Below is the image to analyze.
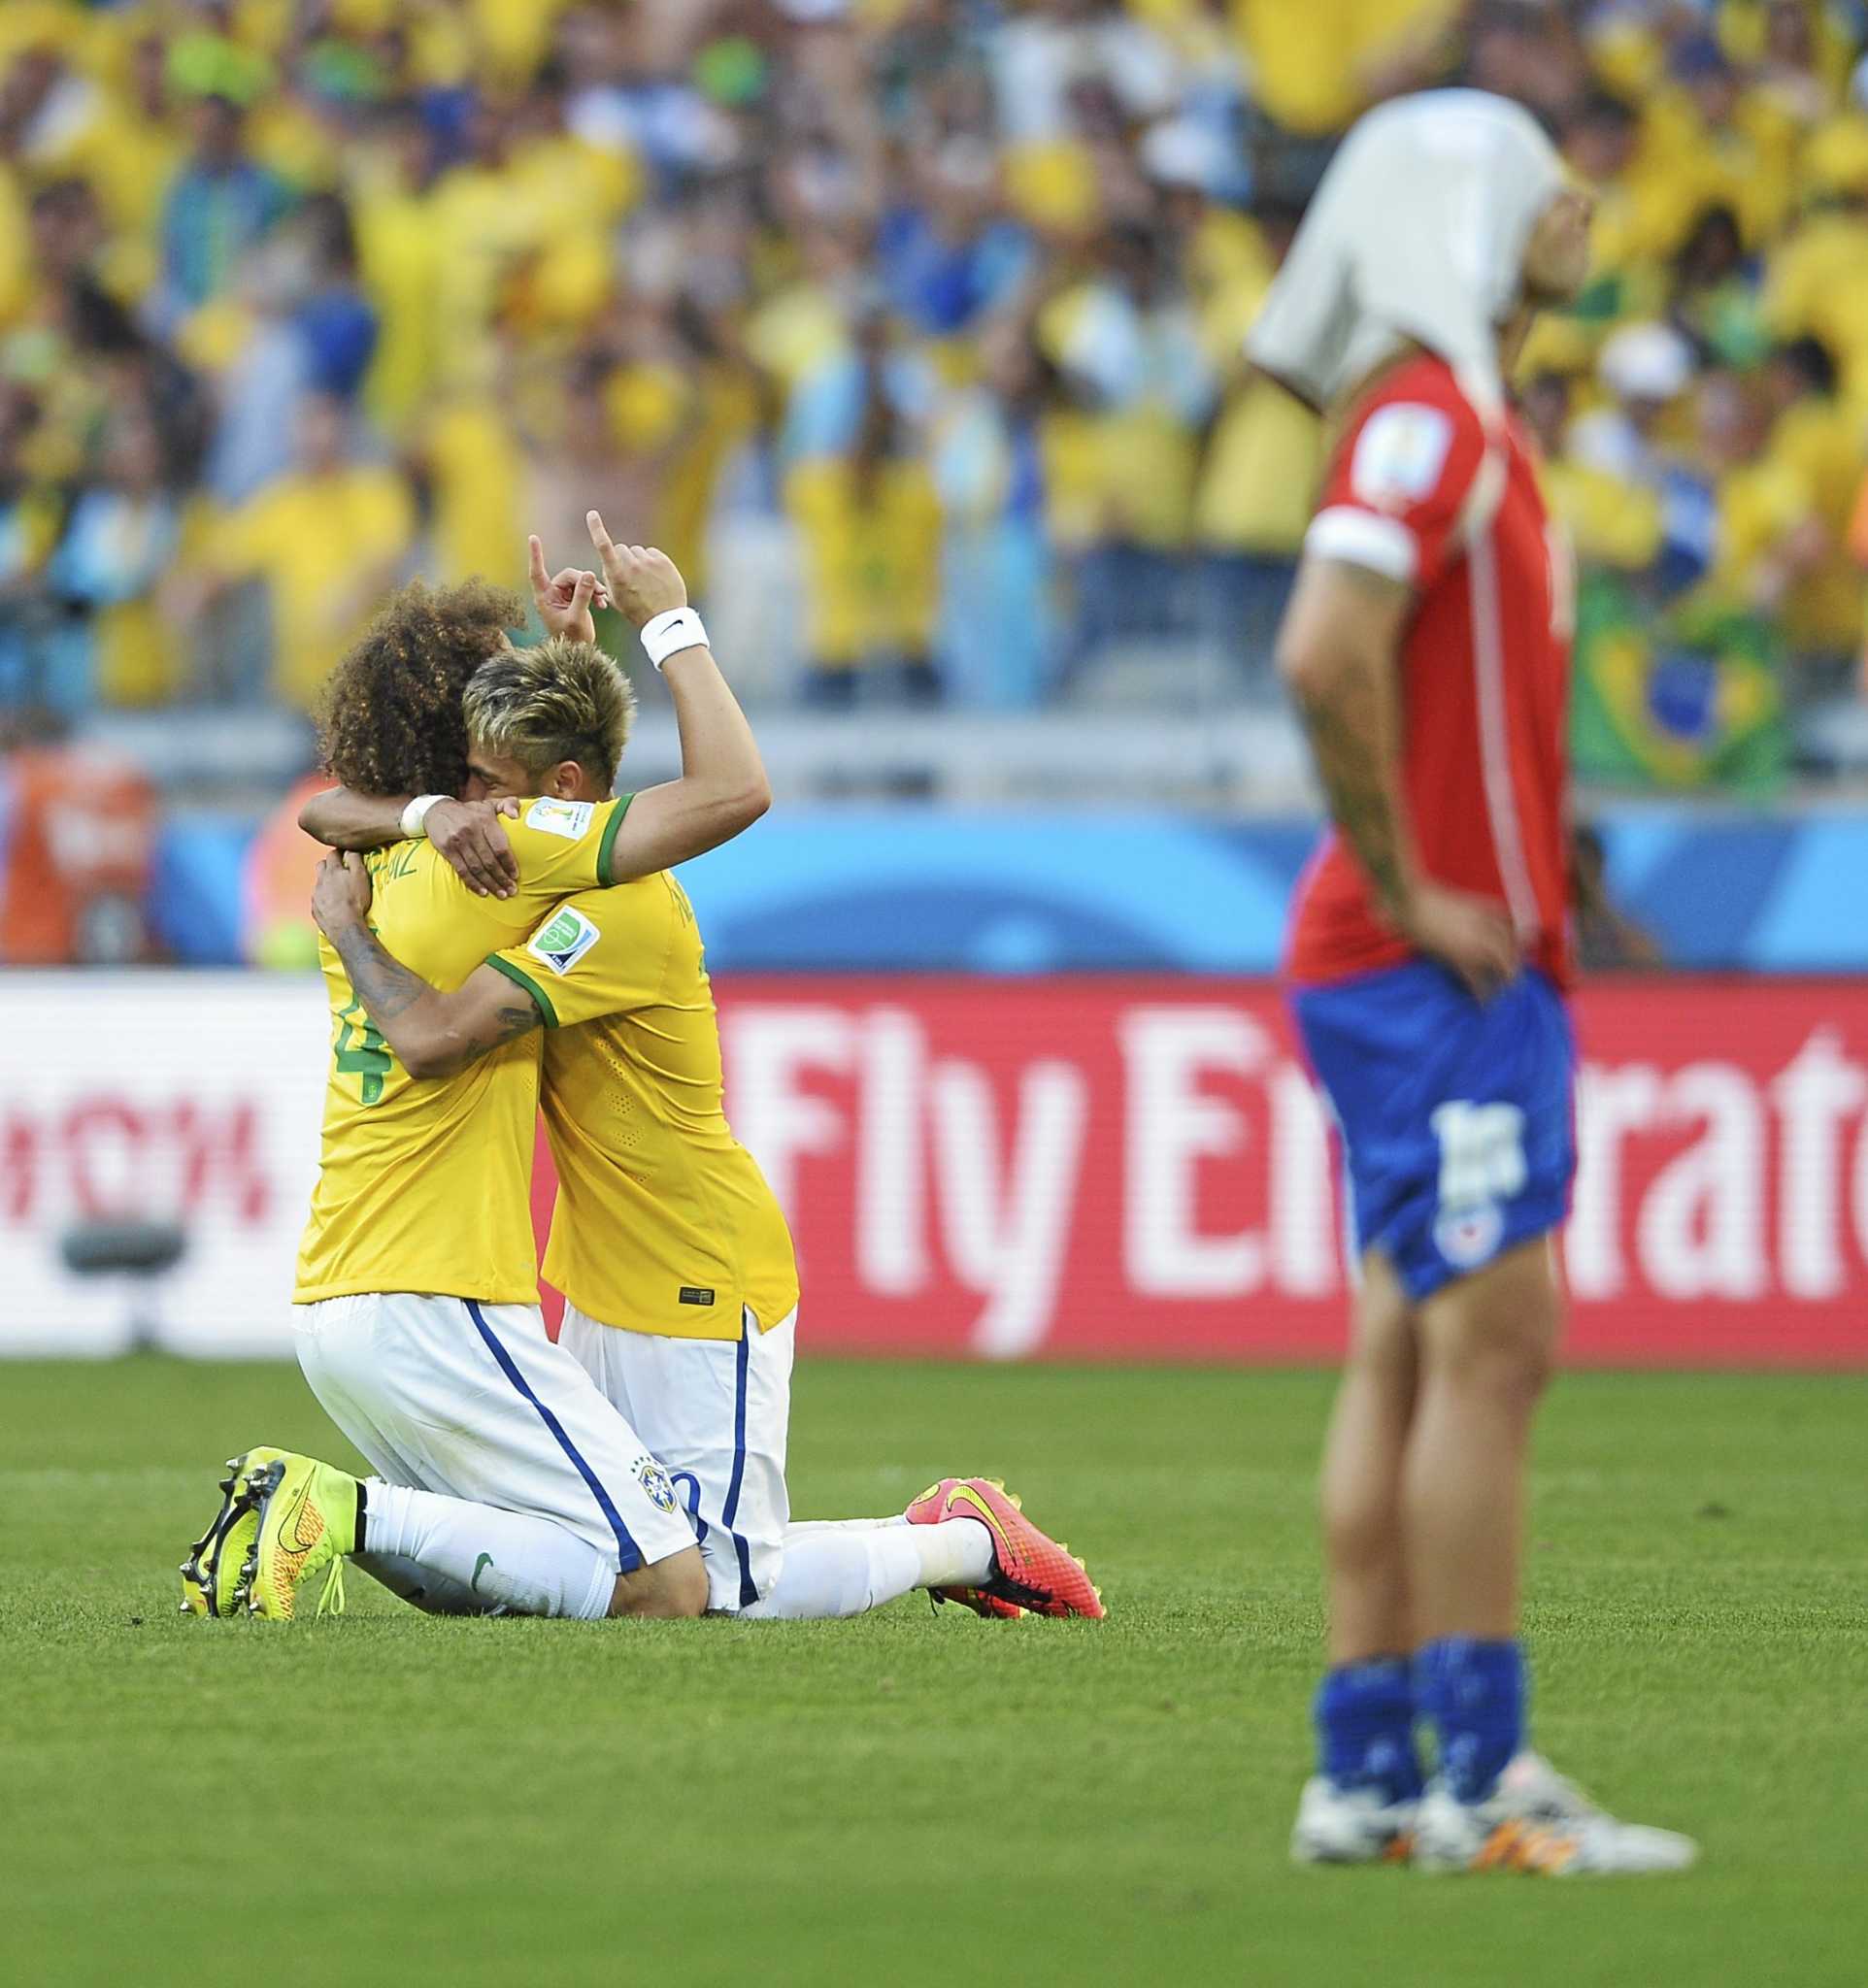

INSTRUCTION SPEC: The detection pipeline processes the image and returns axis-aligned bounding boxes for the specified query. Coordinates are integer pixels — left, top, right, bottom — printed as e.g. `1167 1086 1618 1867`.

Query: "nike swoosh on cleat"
471 1553 493 1592
279 1482 323 1555
944 1482 1013 1566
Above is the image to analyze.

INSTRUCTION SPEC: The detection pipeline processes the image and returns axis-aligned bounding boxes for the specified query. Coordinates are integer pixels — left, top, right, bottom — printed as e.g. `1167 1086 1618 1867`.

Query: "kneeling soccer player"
1251 94 1693 1873
308 515 1102 1623
182 547 771 1624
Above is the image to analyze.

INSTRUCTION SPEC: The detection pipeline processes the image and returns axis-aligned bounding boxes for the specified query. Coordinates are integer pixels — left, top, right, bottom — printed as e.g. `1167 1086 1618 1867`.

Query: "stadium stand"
3 1 1868 962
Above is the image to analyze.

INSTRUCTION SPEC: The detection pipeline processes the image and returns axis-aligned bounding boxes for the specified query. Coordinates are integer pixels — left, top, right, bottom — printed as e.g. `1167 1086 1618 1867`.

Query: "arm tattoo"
334 926 540 1069
330 922 430 1024
1294 668 1412 919
492 1004 541 1046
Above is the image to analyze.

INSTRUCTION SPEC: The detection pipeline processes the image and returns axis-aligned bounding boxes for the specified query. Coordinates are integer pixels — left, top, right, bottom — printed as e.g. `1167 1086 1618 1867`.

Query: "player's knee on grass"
609 1543 709 1619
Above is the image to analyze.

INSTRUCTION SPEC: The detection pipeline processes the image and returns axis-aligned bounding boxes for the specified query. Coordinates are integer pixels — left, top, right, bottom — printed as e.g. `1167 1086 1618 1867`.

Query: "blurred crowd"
0 0 1866 786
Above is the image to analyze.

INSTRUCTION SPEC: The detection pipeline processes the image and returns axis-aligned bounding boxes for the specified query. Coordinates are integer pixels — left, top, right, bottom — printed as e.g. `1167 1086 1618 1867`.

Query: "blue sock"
1414 1638 1525 1803
1314 1656 1423 1803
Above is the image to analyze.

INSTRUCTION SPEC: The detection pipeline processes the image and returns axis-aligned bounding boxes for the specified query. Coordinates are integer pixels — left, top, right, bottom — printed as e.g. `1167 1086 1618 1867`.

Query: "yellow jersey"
486 874 799 1342
294 796 633 1307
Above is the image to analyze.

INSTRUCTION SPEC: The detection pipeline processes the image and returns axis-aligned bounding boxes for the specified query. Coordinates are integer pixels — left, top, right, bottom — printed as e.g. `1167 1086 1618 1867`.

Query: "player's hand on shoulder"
426 798 520 900
1395 880 1519 1001
312 850 373 937
527 533 609 645
585 509 685 630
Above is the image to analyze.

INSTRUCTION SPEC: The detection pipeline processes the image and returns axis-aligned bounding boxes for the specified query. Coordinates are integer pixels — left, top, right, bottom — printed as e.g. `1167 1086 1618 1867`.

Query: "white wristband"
401 793 446 838
640 607 708 671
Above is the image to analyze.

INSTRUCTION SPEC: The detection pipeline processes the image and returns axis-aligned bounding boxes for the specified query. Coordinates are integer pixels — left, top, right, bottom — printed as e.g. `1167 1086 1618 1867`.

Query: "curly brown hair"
316 578 523 797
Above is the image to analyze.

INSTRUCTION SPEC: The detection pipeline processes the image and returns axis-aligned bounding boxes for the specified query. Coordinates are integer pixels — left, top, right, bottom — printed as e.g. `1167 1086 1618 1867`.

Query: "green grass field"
5 1357 1865 1988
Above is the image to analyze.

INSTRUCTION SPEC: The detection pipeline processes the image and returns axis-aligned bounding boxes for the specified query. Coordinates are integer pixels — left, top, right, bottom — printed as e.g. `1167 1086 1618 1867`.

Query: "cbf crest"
632 1455 680 1514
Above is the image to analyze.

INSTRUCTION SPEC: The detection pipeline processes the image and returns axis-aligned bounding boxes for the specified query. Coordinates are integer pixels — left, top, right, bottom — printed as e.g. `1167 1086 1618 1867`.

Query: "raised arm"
311 852 541 1078
585 511 771 878
1277 555 1518 999
295 540 611 893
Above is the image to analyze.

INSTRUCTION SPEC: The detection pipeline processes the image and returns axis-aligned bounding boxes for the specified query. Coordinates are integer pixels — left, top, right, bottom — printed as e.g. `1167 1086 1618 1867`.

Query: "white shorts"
557 1304 795 1613
293 1293 699 1574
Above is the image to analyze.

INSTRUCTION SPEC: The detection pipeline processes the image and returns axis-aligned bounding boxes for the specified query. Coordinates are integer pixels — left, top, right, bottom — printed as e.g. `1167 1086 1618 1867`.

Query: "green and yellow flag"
1571 573 1787 796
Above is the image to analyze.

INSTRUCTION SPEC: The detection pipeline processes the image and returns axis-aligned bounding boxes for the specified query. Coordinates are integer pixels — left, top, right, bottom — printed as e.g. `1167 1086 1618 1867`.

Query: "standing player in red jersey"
1251 92 1696 1876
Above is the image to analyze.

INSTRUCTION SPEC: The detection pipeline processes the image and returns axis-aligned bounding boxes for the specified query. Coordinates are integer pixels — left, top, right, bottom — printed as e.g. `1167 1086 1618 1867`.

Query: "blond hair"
461 636 637 792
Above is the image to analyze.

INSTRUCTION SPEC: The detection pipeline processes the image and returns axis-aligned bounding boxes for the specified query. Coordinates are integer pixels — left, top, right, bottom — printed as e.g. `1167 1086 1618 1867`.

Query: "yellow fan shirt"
211 468 417 710
486 874 799 1343
294 796 631 1307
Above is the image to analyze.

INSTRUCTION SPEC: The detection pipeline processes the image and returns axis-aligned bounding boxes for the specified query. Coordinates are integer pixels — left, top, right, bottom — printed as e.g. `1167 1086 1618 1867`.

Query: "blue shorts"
1289 959 1577 1302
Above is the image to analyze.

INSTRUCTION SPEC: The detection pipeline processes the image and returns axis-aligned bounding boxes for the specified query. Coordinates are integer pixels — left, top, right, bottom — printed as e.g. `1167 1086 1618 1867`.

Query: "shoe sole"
178 1453 266 1618
232 1458 292 1619
929 1585 1025 1620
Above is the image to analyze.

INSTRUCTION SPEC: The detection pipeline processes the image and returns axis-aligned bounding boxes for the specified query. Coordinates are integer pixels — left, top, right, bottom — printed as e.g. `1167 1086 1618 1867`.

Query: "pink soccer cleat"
905 1475 1105 1620
904 1476 1021 1617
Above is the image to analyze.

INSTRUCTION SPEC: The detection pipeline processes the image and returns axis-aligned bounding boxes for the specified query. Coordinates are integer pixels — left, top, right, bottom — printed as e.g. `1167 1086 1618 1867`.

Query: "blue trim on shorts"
668 1471 710 1546
464 1300 643 1574
718 1314 759 1608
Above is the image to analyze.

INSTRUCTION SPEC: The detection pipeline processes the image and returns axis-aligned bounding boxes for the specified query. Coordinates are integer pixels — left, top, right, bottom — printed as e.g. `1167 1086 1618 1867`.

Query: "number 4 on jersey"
335 999 391 1106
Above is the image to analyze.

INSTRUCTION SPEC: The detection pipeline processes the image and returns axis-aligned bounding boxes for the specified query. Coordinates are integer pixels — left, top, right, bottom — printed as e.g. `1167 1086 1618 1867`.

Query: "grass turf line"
3 1358 1865 1988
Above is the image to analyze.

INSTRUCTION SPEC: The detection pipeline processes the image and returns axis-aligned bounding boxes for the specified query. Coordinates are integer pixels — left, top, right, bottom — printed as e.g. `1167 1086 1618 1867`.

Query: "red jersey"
1284 353 1575 989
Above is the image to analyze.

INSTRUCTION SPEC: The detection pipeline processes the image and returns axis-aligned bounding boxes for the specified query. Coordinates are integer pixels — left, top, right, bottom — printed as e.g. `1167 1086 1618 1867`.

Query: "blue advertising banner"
151 806 1868 974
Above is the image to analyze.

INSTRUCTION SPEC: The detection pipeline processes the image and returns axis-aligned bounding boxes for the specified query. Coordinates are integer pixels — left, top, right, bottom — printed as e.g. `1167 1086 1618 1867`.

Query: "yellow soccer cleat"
234 1452 361 1621
179 1448 287 1619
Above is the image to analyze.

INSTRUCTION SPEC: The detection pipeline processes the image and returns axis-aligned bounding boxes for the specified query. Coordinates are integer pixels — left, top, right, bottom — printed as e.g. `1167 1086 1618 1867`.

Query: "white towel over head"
1248 90 1567 419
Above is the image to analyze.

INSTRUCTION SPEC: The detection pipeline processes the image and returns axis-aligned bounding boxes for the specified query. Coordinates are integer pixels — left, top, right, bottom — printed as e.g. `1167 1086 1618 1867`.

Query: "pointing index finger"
527 534 550 594
585 509 615 557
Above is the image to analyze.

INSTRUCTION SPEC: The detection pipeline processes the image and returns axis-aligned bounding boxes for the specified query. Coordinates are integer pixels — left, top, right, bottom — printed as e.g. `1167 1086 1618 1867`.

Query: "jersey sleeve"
497 795 636 910
1306 387 1492 591
483 884 673 1030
